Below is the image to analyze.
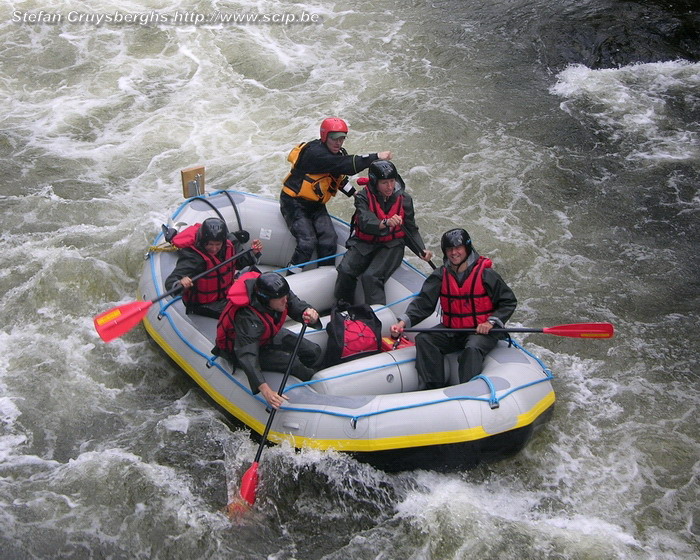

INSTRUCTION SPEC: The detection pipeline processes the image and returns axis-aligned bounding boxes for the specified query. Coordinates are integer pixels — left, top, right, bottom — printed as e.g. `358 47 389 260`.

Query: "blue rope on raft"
280 352 554 424
471 373 500 408
285 358 416 391
272 253 346 274
511 338 554 379
373 294 421 311
157 295 181 317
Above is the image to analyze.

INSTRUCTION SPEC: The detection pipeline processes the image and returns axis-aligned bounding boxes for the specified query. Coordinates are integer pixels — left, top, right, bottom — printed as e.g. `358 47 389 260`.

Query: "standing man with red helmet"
390 229 517 389
280 117 392 274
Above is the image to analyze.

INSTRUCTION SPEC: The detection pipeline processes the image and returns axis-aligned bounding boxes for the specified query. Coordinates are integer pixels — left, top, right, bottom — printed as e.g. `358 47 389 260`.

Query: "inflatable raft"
138 188 554 472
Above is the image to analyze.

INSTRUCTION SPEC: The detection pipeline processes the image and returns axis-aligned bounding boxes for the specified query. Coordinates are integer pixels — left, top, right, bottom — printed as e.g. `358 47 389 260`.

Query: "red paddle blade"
93 300 153 342
239 462 260 506
543 322 614 339
225 498 251 518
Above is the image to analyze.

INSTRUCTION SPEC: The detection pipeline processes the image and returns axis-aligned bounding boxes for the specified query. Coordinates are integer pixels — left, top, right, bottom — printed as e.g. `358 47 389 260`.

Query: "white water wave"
551 60 700 162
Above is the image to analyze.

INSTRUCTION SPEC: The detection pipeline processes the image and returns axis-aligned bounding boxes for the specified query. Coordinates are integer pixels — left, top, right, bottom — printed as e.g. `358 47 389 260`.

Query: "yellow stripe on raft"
144 316 555 453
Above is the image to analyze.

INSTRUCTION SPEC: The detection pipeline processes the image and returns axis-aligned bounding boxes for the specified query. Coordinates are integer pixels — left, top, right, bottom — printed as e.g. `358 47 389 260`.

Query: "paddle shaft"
406 327 540 334
253 322 308 463
401 226 437 270
153 247 253 305
404 322 614 339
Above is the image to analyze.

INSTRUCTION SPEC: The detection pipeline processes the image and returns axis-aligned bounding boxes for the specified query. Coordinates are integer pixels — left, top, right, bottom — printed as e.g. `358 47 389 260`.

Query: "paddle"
228 322 309 513
403 322 614 339
93 248 253 342
401 225 437 270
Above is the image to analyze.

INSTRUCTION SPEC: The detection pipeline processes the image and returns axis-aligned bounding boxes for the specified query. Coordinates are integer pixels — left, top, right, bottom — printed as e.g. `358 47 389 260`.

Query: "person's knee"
309 344 323 367
293 235 316 260
316 226 337 253
460 346 486 368
294 346 321 380
465 335 496 355
335 270 356 291
300 342 323 367
292 361 316 382
317 238 338 260
296 235 316 250
415 332 434 347
463 343 486 357
361 277 386 305
360 271 383 290
336 258 353 276
317 223 336 242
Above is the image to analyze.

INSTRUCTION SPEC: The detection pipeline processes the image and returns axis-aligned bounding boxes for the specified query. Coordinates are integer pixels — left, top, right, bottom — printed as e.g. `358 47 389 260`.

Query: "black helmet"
254 272 290 304
368 160 398 189
441 228 471 256
197 218 228 246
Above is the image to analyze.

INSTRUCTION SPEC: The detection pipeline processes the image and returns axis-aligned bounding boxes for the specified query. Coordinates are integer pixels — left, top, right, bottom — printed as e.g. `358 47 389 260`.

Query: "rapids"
1 1 698 558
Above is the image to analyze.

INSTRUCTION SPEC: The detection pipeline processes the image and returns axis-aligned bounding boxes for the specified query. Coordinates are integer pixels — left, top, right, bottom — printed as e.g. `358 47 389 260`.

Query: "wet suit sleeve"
398 267 444 327
482 268 517 326
297 141 379 178
164 249 205 292
228 237 260 269
232 307 269 393
287 291 323 329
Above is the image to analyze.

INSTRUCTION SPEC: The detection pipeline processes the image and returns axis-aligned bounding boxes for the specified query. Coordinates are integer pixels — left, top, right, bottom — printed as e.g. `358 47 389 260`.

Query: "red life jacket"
216 271 288 354
171 224 236 306
353 189 406 243
171 224 200 249
440 257 495 328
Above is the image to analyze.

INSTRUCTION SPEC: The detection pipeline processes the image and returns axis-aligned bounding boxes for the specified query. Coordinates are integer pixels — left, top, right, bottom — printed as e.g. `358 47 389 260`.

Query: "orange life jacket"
440 257 495 328
282 142 348 204
216 271 288 354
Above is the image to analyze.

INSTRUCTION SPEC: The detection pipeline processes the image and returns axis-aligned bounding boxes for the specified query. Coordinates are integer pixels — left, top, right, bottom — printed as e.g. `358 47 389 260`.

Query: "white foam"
551 61 700 162
394 471 641 556
160 412 190 434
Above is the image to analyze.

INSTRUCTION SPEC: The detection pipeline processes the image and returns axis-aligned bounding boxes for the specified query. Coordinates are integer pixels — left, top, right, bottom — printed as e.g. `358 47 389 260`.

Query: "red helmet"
319 117 348 142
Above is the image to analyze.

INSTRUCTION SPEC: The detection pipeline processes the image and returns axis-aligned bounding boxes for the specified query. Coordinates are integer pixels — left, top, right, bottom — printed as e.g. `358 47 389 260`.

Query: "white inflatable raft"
139 189 554 471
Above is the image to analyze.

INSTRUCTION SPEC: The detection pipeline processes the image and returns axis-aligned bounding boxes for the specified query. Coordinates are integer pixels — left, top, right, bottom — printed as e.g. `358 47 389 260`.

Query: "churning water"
1 1 698 558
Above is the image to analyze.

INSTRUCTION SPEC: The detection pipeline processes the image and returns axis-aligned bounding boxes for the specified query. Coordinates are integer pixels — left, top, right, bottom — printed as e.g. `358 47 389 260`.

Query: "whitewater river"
1 1 698 558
